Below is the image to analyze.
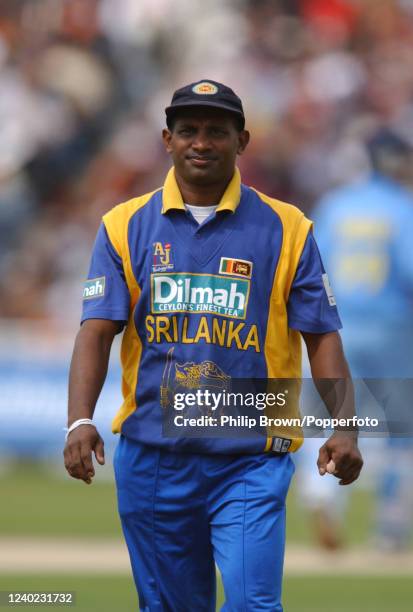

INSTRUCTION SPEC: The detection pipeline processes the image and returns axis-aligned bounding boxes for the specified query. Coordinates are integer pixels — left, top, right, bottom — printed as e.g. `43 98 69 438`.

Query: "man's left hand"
317 433 363 485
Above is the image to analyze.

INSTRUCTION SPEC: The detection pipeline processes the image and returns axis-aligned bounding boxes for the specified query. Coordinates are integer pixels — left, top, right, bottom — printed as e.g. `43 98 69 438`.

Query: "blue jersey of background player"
313 129 413 378
312 128 413 550
64 80 363 611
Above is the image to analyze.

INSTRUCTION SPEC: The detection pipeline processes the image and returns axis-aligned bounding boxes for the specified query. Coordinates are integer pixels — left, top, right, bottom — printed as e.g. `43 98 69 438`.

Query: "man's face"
162 108 249 186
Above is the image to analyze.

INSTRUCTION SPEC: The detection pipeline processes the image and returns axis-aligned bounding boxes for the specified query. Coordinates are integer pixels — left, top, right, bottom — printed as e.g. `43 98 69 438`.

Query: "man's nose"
192 131 211 151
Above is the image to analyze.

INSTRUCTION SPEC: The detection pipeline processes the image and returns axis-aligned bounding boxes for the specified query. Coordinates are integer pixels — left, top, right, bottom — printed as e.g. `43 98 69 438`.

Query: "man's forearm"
302 331 356 431
68 320 118 426
302 331 363 483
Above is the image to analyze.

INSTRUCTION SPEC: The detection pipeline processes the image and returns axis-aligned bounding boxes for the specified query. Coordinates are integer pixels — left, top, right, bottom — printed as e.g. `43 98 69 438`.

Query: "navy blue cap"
366 127 413 172
367 128 412 158
165 79 245 129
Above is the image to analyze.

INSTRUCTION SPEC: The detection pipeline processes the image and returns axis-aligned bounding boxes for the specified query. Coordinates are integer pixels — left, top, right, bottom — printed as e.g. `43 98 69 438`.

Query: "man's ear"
237 130 250 155
162 128 173 154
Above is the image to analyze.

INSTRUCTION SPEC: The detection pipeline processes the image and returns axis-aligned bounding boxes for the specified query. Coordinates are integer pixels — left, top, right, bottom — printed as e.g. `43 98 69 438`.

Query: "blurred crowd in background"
1 0 413 553
0 0 413 550
2 0 413 321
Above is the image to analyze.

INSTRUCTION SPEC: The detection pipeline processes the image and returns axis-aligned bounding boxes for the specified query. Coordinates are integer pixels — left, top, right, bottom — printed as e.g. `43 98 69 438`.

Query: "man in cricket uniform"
64 80 363 611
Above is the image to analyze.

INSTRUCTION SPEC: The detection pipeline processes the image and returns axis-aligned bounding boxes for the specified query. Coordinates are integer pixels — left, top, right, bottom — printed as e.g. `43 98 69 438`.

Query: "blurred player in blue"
64 79 363 610
312 128 413 550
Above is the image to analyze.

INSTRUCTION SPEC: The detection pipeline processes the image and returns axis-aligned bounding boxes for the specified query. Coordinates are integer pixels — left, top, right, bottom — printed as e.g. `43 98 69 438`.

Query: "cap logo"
192 82 218 95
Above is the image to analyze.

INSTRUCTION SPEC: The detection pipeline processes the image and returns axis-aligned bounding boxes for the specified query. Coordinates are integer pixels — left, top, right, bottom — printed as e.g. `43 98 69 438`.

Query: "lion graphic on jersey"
160 347 231 416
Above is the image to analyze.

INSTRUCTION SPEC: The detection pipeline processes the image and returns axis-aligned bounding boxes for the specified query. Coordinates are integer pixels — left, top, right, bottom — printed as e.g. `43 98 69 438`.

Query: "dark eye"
178 127 194 136
211 127 227 136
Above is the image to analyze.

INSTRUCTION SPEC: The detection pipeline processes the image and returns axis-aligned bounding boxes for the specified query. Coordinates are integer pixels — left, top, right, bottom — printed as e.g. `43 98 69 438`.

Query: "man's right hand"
63 425 105 485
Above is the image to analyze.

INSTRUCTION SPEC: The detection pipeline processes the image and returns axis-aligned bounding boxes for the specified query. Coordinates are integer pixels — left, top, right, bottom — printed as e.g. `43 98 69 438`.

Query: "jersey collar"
161 167 241 214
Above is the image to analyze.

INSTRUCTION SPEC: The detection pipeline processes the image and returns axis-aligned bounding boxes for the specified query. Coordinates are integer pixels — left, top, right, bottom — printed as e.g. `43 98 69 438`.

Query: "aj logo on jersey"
152 242 174 272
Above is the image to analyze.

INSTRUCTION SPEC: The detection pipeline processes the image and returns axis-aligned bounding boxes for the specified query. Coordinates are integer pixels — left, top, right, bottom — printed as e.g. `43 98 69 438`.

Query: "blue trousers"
114 436 294 611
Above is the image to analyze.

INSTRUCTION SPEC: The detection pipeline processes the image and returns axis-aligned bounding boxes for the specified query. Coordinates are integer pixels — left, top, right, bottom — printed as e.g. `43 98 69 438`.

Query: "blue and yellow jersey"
313 175 413 377
82 168 341 454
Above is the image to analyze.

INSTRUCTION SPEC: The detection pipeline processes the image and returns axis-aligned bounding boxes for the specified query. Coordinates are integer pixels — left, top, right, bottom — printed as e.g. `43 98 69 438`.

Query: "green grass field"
0 460 373 545
0 461 411 611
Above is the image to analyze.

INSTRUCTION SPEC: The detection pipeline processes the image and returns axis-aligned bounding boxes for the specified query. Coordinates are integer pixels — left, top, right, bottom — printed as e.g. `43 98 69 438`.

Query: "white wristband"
65 418 96 441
